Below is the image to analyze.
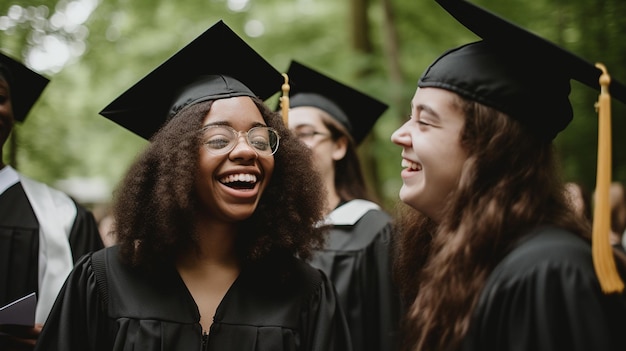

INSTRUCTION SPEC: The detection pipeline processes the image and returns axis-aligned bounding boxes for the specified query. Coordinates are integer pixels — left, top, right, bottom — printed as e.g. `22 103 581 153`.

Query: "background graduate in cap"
390 0 626 350
35 20 352 351
0 52 103 350
283 60 401 351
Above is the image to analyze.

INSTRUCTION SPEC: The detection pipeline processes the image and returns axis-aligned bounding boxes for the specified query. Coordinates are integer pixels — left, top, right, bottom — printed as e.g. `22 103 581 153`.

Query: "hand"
0 323 42 351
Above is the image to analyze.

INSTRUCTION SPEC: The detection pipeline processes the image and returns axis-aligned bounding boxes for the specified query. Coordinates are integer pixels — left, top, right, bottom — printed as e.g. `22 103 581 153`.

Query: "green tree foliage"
1 0 625 209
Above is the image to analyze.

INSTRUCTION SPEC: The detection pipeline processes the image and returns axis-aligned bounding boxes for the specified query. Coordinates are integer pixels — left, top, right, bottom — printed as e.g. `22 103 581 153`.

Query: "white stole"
325 199 381 226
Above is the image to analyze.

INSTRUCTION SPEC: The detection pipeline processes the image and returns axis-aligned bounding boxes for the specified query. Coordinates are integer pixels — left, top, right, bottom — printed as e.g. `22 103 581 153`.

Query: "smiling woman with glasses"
34 21 352 351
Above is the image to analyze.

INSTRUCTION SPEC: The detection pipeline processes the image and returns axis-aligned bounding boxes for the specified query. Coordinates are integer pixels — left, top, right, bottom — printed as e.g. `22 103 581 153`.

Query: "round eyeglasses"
201 125 280 156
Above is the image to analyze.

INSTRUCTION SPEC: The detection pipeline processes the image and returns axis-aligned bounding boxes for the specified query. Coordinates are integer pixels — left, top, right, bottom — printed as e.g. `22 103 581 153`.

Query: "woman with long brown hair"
391 1 626 350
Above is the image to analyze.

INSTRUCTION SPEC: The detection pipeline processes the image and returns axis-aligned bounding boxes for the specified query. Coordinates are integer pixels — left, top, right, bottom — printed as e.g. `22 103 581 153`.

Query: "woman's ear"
331 136 348 161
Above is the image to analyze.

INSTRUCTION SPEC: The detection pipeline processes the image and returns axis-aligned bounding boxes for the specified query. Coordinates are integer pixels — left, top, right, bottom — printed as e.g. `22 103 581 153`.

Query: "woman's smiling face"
391 87 467 222
195 96 274 223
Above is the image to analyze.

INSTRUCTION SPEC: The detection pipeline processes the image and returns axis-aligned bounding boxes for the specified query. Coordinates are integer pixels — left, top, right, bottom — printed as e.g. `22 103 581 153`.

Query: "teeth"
401 159 422 171
220 173 257 183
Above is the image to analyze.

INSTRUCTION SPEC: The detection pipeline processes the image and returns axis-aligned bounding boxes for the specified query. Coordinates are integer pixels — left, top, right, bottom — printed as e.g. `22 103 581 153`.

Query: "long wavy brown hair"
111 97 327 273
392 97 596 351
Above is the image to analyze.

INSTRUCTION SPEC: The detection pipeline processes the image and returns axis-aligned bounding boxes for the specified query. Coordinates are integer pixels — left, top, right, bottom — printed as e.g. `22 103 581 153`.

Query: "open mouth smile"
401 159 422 171
219 173 258 190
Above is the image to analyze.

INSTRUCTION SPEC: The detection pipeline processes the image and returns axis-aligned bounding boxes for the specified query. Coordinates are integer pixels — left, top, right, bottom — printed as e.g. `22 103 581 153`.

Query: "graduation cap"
100 20 284 140
420 0 626 141
0 51 50 122
430 0 625 293
284 60 388 145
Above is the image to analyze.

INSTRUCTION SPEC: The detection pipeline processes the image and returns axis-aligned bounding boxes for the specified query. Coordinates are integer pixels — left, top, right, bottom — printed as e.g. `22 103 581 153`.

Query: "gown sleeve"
462 231 626 351
67 202 104 263
301 269 353 351
35 252 109 351
369 220 402 351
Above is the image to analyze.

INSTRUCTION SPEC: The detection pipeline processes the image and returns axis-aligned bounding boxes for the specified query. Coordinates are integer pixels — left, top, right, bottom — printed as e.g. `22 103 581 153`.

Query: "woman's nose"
391 122 411 146
229 134 258 160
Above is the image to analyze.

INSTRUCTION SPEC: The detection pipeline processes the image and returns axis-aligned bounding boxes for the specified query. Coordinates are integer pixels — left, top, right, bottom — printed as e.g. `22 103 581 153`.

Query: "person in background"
609 182 626 254
285 60 401 351
0 52 103 350
564 181 593 223
34 21 351 351
390 0 626 350
92 203 116 247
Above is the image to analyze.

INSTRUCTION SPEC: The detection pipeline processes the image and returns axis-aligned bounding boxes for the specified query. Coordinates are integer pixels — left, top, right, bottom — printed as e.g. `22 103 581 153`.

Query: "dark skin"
0 75 40 350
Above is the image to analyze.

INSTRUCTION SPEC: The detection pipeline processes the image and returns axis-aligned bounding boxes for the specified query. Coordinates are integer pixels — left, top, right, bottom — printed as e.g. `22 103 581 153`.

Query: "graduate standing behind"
0 52 103 350
284 61 401 351
391 0 626 350
34 20 352 351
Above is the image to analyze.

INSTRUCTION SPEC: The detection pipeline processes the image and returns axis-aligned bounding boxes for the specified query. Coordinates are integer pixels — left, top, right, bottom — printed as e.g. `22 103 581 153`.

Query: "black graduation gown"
35 245 353 351
310 208 401 351
0 182 103 307
462 227 626 351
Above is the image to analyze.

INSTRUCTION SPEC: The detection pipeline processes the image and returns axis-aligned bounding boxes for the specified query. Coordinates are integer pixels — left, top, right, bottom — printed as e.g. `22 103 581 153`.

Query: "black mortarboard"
419 0 626 141
0 51 50 122
99 20 284 140
285 60 388 145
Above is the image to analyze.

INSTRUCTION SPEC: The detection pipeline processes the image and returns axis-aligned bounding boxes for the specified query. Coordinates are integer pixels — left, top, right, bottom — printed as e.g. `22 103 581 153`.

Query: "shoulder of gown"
463 227 626 351
37 248 354 351
35 249 109 351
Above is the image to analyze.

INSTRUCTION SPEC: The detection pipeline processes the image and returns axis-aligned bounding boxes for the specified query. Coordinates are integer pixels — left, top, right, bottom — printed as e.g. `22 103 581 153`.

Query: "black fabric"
0 182 104 307
66 204 103 263
462 227 626 351
284 60 388 145
434 0 626 103
0 51 49 122
35 246 353 351
422 0 626 141
0 183 39 306
99 20 284 140
419 41 571 141
309 209 401 351
168 75 255 118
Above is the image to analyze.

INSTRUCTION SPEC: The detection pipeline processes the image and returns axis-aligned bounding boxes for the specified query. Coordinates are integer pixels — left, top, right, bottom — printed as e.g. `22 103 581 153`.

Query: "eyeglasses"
201 125 280 156
293 130 331 143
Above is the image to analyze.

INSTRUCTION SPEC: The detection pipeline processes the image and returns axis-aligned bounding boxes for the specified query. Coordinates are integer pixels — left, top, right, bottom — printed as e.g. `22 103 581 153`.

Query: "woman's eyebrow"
415 103 441 121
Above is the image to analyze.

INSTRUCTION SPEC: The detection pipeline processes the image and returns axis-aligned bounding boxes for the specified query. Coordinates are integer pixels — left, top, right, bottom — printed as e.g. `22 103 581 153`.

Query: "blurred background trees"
1 0 625 211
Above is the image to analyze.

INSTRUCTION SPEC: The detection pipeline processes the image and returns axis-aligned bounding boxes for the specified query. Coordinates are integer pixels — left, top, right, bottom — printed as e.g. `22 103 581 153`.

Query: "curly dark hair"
392 96 597 351
111 97 328 273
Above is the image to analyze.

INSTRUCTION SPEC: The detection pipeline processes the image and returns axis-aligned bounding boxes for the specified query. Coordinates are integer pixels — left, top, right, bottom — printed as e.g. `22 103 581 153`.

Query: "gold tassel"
592 63 624 294
280 73 290 125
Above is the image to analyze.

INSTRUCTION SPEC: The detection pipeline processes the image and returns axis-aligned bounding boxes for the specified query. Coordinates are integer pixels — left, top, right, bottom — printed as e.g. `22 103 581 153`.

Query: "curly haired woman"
34 21 351 351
